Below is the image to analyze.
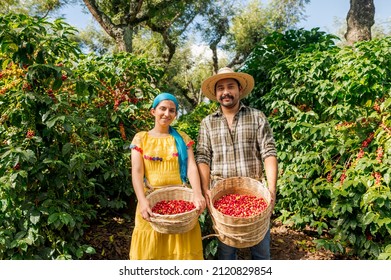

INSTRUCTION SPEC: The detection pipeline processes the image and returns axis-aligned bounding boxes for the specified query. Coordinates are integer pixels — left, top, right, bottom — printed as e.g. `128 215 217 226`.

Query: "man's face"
215 78 242 108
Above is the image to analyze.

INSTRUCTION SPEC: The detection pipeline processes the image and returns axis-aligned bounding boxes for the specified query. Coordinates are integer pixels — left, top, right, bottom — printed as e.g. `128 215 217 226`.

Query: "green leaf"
377 218 391 227
52 78 63 91
336 242 344 253
348 233 356 245
2 58 12 69
48 213 59 224
21 150 36 163
46 115 65 128
0 199 7 211
30 210 40 225
25 230 35 245
75 81 87 93
362 212 376 225
62 143 73 156
14 231 27 240
76 248 83 259
85 246 96 254
384 173 390 185
380 97 391 111
59 212 75 227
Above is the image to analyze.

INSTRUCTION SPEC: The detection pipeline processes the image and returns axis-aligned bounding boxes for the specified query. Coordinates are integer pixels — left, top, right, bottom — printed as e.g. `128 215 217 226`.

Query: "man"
196 67 278 260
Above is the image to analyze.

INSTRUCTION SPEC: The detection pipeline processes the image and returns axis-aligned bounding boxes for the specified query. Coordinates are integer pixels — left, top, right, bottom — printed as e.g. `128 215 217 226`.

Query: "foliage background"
0 13 159 259
1 12 390 260
247 33 391 260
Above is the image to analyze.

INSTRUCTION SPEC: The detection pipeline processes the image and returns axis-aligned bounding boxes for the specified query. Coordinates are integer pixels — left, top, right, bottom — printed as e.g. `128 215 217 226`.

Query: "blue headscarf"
152 93 188 184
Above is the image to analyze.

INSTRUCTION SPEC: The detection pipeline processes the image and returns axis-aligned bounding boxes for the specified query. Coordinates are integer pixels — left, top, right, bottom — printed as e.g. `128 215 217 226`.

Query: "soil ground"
83 211 356 260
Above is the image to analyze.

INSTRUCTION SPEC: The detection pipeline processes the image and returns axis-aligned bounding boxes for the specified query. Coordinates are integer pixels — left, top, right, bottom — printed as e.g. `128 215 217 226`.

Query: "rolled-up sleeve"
196 119 212 165
258 118 277 161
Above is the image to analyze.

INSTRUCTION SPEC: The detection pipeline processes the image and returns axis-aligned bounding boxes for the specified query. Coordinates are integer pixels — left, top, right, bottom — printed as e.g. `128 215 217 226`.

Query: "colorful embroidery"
144 155 163 161
129 144 143 154
172 152 179 157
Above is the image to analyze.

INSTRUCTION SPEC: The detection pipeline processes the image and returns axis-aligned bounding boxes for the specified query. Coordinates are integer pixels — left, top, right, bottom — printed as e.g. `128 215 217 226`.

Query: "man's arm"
197 162 212 208
264 156 278 210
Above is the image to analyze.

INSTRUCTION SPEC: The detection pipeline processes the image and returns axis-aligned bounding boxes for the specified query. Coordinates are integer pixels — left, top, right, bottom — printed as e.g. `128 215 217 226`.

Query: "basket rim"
146 185 199 218
151 207 198 218
209 176 271 220
146 185 193 195
207 176 271 247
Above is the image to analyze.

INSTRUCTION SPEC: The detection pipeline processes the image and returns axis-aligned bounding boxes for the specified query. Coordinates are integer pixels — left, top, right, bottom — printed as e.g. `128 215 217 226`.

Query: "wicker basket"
209 177 271 248
146 186 199 234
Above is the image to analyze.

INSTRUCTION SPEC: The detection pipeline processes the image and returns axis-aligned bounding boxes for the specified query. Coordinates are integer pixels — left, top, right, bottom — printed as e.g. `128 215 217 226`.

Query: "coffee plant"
2 12 390 261
0 13 160 259
246 30 391 259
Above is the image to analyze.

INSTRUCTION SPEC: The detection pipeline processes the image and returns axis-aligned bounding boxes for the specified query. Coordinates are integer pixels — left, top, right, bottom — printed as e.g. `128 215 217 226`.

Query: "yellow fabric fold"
129 131 204 260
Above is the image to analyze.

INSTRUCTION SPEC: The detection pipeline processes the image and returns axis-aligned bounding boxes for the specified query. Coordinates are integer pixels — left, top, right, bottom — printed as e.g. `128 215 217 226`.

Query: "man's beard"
220 94 237 108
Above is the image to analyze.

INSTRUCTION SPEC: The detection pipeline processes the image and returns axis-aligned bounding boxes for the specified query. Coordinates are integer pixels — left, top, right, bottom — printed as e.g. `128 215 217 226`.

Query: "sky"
60 0 391 35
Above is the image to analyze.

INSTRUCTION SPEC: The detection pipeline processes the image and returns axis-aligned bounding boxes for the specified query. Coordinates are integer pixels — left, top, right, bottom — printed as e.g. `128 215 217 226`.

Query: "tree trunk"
211 45 219 74
345 0 375 45
123 26 133 53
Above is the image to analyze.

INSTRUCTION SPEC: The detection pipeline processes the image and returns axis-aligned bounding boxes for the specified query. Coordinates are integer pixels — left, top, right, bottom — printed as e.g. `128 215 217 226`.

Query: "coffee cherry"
152 200 195 215
214 194 268 217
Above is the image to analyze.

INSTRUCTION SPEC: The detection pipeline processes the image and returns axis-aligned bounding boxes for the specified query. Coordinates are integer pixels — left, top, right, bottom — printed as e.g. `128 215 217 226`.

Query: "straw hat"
201 67 255 102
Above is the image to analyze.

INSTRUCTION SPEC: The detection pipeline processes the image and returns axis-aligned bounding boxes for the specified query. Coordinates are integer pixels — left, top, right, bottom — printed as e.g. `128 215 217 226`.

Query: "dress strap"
144 179 188 194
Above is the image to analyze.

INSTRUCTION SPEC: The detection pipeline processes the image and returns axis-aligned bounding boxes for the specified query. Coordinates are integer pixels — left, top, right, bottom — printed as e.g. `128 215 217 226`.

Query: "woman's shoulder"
177 130 189 138
131 131 148 142
177 130 193 144
134 131 148 137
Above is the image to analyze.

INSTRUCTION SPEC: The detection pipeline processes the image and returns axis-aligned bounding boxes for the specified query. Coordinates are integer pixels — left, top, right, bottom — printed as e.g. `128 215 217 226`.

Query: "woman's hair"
152 93 188 183
152 92 179 111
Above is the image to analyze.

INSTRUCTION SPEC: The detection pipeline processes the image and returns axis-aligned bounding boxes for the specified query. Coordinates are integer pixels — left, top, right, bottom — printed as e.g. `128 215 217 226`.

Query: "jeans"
217 228 271 260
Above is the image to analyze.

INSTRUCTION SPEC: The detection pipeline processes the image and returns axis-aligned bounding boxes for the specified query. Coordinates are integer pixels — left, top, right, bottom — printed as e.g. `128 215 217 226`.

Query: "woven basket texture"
146 186 199 234
209 177 271 248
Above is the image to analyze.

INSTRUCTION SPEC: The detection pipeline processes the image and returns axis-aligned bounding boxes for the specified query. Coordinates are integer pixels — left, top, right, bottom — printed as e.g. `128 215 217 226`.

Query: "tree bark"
83 0 178 53
122 26 133 53
345 0 375 45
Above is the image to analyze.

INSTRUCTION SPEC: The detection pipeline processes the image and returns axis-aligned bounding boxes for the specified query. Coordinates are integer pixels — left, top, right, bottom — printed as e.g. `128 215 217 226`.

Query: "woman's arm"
187 146 206 213
131 149 154 221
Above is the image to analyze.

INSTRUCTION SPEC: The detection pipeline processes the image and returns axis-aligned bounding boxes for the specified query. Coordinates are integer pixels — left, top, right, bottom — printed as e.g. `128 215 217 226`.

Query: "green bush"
2 12 390 261
176 102 218 149
246 30 391 259
0 13 161 259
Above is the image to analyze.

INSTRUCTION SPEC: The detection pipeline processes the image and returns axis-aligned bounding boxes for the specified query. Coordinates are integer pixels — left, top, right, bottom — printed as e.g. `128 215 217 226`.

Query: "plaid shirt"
196 103 277 181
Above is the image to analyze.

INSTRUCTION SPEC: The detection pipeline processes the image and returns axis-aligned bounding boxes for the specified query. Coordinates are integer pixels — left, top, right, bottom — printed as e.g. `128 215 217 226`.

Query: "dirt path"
83 213 354 260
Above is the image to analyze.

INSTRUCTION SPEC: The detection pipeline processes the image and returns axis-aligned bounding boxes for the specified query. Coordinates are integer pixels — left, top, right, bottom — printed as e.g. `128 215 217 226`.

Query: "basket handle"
210 175 223 189
210 176 266 189
202 204 220 241
202 233 219 240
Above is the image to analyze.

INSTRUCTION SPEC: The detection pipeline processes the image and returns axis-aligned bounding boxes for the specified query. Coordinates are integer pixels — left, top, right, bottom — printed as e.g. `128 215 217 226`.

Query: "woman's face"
151 100 177 127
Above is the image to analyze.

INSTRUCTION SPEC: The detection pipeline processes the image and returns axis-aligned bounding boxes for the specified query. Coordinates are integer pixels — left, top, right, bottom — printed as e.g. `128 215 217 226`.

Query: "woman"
129 92 206 260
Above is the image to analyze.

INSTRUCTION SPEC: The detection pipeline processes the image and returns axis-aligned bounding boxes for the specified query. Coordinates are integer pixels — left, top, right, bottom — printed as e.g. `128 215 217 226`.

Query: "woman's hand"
138 198 154 221
193 192 206 214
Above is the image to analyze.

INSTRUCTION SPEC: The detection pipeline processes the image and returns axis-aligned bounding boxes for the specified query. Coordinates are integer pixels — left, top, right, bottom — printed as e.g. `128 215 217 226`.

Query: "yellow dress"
129 131 204 260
